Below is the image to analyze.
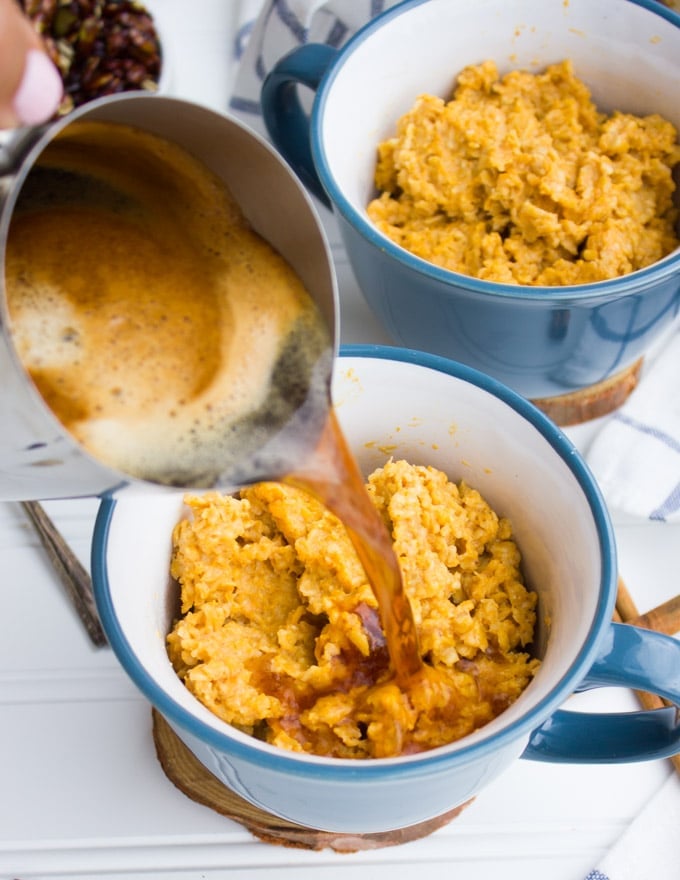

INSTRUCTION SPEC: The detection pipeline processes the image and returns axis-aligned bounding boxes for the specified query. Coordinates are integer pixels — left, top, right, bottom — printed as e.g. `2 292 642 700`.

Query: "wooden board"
152 709 473 852
531 358 643 425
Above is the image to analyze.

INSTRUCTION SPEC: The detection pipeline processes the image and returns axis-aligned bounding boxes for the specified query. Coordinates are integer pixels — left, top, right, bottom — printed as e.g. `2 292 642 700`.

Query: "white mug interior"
98 353 614 764
317 0 680 237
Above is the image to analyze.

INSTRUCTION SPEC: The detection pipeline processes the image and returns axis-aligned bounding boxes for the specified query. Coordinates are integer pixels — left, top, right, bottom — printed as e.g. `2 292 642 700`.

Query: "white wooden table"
2 3 677 877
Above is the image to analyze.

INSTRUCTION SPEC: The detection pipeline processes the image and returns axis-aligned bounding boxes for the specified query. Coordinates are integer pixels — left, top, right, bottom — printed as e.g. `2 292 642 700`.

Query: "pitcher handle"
523 622 680 762
261 43 337 206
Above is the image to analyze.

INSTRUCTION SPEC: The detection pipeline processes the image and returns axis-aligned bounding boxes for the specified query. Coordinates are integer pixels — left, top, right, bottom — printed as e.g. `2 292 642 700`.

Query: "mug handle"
523 621 680 762
261 43 337 206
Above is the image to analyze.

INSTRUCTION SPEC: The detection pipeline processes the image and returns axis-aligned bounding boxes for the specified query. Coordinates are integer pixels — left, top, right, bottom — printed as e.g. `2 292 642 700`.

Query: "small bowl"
262 0 680 399
91 346 680 834
24 0 169 114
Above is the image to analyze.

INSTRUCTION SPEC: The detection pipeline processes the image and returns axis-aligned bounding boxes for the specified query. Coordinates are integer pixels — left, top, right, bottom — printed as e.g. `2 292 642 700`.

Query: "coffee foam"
5 122 331 487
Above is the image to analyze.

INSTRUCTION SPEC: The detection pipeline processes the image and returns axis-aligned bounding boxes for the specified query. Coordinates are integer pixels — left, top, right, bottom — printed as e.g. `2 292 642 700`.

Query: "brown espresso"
285 409 423 684
6 120 423 682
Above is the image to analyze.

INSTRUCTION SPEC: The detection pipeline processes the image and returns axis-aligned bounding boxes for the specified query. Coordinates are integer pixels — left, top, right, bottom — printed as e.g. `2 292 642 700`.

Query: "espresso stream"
285 409 423 684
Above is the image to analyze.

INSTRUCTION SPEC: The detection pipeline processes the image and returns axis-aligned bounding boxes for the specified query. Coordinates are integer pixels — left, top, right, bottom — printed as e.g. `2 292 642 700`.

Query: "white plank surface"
2 4 678 878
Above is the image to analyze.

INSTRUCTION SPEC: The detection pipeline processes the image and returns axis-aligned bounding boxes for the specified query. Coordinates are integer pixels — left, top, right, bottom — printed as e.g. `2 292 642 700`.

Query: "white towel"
585 327 680 523
584 772 680 880
229 0 402 134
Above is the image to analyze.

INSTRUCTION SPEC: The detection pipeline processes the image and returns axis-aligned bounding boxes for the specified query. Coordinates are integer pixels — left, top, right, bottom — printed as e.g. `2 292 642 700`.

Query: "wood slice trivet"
151 708 473 852
530 357 643 426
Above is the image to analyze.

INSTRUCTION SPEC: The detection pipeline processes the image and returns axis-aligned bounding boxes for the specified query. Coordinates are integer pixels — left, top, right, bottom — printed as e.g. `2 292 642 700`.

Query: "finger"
0 0 63 128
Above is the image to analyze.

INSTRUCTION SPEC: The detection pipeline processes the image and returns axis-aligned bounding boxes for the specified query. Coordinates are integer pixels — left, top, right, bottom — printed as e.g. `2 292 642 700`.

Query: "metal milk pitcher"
0 94 338 501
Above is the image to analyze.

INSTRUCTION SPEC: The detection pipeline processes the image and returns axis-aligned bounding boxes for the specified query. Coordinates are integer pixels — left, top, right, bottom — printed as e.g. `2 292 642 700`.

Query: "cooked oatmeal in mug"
367 60 680 285
167 460 540 759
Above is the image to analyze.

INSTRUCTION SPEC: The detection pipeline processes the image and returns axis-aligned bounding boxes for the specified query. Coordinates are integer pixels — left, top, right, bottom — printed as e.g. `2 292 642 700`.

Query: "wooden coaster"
151 709 473 852
530 357 643 426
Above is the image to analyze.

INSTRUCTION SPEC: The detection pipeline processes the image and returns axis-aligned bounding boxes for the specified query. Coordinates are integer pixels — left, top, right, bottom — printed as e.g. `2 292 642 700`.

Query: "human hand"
0 0 63 128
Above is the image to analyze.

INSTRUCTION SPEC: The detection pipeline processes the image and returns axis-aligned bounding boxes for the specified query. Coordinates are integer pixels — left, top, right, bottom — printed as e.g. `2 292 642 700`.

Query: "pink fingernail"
12 49 63 126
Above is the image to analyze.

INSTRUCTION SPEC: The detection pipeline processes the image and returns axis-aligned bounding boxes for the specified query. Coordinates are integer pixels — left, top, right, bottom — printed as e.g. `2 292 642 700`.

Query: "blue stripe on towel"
650 480 680 521
613 412 680 456
274 0 309 42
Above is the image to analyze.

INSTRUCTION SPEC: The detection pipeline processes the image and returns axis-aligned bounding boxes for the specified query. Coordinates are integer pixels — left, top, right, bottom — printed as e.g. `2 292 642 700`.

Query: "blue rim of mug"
309 0 680 301
91 344 617 781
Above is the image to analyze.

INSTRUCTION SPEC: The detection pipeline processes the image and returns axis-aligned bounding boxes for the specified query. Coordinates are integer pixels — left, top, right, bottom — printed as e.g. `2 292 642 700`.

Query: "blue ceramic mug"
92 347 680 833
261 0 680 399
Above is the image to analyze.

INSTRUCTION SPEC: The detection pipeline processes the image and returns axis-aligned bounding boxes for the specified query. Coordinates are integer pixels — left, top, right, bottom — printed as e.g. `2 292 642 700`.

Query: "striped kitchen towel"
585 326 680 523
584 771 680 880
229 0 401 134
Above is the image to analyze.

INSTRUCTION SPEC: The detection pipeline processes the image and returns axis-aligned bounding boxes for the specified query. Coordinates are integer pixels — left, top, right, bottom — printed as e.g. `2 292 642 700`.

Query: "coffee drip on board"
5 120 424 685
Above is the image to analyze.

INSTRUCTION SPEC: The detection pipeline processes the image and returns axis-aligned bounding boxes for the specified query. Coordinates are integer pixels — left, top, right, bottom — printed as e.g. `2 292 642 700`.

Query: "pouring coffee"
0 94 423 684
0 94 338 500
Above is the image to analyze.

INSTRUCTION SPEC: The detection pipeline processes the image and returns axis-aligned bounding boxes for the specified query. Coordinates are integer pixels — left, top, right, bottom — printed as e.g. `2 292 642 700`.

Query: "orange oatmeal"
166 460 540 759
367 60 680 285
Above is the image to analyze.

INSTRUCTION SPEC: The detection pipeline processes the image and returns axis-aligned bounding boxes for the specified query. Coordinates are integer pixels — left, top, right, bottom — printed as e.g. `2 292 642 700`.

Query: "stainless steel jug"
0 94 337 500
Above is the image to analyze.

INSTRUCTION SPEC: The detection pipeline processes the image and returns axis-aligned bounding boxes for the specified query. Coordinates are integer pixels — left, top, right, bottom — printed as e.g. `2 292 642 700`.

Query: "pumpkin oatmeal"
167 459 540 759
366 60 680 285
